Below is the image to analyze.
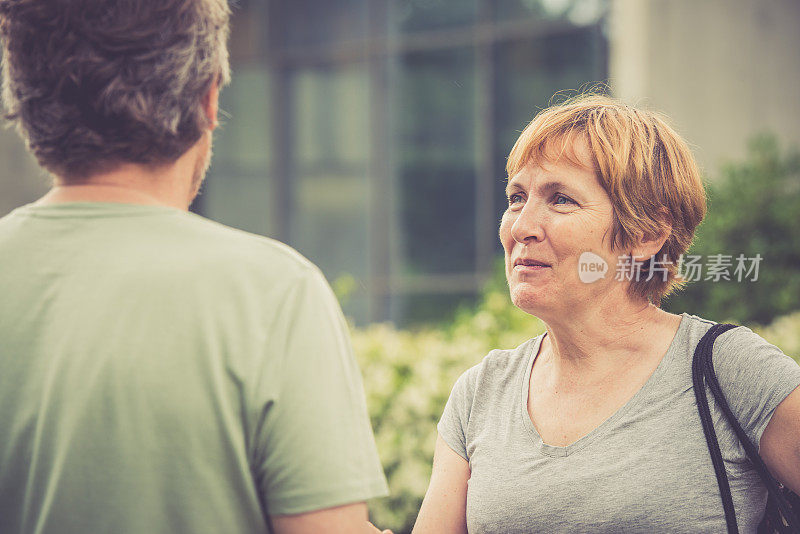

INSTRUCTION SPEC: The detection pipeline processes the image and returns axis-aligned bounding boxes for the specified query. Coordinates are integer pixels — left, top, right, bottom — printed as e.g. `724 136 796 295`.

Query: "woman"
412 95 800 533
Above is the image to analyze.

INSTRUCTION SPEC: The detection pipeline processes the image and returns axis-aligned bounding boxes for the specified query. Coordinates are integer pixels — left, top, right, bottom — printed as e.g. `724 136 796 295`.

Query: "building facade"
610 0 800 174
11 1 797 324
202 0 607 324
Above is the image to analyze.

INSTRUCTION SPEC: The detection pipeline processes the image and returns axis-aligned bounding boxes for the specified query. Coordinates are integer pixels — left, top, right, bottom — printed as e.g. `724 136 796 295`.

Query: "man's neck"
37 182 191 211
36 136 209 211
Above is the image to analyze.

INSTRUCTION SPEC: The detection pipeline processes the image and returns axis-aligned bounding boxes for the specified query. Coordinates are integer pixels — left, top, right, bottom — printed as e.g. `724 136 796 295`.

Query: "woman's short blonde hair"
507 94 707 306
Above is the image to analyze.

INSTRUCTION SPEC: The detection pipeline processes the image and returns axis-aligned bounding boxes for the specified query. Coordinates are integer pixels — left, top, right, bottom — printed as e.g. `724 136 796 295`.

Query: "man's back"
0 202 387 533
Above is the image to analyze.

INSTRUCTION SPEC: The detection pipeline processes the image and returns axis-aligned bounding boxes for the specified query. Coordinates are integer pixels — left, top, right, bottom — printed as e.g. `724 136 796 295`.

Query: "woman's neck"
536 301 681 387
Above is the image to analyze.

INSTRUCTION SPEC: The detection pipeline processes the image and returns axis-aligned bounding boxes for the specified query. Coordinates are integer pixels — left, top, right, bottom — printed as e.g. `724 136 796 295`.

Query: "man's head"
0 0 231 183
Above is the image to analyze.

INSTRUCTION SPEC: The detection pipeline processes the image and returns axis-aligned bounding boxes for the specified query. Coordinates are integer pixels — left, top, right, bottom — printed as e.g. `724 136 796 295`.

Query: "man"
0 1 389 532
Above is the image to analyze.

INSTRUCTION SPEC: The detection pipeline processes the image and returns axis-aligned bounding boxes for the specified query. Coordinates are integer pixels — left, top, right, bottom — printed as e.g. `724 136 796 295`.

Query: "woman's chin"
509 288 553 316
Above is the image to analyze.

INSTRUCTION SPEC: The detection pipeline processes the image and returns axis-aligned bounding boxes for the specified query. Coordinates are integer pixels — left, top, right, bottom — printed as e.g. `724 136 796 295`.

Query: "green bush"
356 276 800 533
664 135 800 325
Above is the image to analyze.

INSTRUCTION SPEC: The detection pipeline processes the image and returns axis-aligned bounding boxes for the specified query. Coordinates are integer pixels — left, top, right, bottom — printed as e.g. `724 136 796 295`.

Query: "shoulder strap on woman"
693 323 741 533
692 322 800 534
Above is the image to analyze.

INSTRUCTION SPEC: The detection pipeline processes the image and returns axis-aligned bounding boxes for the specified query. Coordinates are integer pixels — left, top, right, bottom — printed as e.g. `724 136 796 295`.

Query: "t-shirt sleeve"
252 267 388 516
713 325 800 448
437 364 481 462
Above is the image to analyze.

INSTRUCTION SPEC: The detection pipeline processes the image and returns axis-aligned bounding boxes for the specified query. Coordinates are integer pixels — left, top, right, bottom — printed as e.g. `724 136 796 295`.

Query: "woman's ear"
630 210 673 263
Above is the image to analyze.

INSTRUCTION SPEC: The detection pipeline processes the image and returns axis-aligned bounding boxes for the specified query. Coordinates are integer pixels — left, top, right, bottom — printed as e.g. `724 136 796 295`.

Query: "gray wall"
610 0 800 176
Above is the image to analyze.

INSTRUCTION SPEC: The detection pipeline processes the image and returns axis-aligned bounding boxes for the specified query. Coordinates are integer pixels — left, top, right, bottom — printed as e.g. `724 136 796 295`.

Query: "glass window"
397 0 478 34
493 28 601 201
289 64 371 320
202 0 608 325
494 0 606 25
273 0 368 50
397 47 477 275
203 66 275 237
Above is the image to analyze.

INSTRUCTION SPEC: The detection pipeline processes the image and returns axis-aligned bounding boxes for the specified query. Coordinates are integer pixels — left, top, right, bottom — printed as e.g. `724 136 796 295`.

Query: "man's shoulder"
178 211 315 273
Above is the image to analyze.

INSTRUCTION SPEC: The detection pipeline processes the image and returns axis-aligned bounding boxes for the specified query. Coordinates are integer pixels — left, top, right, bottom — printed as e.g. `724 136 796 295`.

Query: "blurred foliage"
664 135 800 325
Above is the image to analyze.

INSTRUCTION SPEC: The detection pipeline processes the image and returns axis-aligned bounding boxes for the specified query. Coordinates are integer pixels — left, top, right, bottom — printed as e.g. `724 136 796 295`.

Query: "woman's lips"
513 260 550 274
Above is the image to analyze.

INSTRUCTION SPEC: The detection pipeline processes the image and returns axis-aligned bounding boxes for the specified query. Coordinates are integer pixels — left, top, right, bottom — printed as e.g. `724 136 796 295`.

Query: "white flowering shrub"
353 280 799 533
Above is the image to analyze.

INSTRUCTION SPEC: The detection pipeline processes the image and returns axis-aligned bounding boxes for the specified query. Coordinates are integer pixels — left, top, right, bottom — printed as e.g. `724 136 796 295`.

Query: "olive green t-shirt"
0 202 388 533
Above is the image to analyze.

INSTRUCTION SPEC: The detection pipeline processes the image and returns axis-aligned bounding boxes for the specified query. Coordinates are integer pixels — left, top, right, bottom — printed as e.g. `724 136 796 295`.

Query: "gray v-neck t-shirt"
438 313 800 533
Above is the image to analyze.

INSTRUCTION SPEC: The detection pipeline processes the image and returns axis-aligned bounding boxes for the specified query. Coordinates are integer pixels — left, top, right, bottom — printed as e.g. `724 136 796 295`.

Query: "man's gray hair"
0 0 231 180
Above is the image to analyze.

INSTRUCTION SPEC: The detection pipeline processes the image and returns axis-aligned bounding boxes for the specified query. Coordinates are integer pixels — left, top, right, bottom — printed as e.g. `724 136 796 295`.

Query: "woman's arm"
760 385 800 494
412 434 470 534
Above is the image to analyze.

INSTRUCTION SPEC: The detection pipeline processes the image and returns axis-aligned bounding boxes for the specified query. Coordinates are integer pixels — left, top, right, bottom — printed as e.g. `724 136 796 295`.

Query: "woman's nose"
510 201 545 244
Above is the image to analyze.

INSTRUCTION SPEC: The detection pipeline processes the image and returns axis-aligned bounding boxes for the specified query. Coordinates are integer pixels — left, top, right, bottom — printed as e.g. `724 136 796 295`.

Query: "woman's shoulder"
455 335 544 392
661 312 800 399
679 312 789 361
680 312 800 445
680 311 798 387
443 335 544 426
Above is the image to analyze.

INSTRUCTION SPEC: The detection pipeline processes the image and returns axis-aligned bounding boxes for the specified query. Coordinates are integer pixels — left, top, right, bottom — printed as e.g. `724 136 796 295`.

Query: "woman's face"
499 140 622 317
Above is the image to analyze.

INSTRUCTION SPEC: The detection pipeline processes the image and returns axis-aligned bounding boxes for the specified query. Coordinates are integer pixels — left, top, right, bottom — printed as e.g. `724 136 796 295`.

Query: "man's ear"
202 78 220 131
630 211 672 263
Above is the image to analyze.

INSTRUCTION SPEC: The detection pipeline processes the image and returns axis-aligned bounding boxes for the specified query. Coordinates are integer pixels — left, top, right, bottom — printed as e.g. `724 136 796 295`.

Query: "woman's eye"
508 193 524 205
553 193 575 206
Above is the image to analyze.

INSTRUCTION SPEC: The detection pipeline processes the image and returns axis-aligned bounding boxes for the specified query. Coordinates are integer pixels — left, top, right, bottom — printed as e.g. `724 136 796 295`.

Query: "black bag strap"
693 323 740 532
692 322 800 534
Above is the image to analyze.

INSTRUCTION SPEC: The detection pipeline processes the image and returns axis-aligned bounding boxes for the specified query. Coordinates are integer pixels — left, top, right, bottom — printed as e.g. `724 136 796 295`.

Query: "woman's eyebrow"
537 180 576 196
504 181 520 196
505 179 579 197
